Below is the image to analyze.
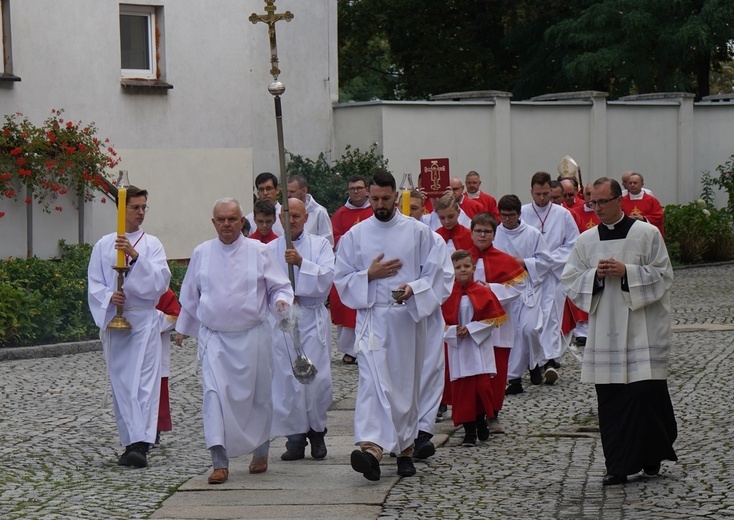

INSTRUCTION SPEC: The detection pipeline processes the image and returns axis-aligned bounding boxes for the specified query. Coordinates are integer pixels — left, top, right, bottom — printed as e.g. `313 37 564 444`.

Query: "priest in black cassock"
561 177 677 486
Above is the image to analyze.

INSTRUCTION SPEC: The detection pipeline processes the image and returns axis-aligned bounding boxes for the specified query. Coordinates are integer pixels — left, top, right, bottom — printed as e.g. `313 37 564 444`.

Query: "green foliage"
339 0 734 101
0 282 41 345
711 155 734 213
546 0 734 99
0 241 188 347
665 201 734 265
287 144 388 215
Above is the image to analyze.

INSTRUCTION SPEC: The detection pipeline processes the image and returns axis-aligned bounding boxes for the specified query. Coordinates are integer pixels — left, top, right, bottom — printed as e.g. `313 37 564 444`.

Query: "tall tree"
546 0 734 99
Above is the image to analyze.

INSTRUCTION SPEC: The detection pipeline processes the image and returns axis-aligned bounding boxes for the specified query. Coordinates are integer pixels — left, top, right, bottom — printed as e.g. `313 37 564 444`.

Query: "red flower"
59 188 68 195
18 169 31 177
64 146 75 154
77 143 86 152
52 184 60 192
45 160 55 169
24 197 31 204
2 129 9 136
20 132 27 138
10 147 23 156
0 172 10 181
101 197 106 204
0 212 5 218
16 157 26 166
54 206 63 212
66 121 73 128
4 189 15 197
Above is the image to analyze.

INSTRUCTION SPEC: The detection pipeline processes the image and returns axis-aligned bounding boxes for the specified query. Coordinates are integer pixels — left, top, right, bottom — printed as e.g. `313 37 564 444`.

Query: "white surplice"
418 232 453 435
304 194 334 246
176 234 293 457
444 296 497 381
493 220 554 377
268 232 335 437
88 229 171 447
521 202 579 359
561 220 673 384
334 212 453 454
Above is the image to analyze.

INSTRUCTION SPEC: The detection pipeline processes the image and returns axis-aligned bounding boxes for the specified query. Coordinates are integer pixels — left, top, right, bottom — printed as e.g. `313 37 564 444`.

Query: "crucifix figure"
249 0 294 80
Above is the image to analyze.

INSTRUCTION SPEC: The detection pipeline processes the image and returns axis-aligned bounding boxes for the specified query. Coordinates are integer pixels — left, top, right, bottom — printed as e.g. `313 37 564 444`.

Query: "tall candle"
116 187 127 267
401 189 410 215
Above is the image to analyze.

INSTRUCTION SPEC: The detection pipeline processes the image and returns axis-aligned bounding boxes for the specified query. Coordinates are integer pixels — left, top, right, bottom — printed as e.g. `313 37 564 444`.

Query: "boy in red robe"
442 249 507 445
249 199 280 244
434 193 474 252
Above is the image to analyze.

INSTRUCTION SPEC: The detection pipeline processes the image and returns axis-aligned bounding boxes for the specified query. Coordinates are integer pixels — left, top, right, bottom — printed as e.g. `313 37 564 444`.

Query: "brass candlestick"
107 266 132 330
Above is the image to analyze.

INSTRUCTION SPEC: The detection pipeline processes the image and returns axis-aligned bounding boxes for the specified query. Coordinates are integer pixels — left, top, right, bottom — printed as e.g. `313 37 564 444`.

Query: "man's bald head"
282 197 309 238
450 177 464 203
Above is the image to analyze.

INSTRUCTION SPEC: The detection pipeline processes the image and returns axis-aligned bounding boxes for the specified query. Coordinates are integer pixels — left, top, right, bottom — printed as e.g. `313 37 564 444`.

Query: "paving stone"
1 263 734 518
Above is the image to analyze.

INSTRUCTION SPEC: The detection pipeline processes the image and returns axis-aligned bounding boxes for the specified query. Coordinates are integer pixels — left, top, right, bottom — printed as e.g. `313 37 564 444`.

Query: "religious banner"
419 158 450 198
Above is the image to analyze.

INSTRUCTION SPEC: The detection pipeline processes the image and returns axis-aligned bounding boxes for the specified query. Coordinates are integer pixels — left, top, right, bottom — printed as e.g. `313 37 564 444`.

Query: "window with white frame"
120 4 158 80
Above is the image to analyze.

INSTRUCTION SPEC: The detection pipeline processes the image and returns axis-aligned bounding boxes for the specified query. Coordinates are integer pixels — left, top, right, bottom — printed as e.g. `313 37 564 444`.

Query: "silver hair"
212 197 244 217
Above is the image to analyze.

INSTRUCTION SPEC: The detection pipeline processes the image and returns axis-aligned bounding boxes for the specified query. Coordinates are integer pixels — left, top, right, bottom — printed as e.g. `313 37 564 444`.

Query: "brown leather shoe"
208 468 229 484
249 455 268 474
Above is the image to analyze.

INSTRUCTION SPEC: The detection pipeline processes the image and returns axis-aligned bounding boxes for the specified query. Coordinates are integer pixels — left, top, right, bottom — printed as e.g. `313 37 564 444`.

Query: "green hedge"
0 241 187 348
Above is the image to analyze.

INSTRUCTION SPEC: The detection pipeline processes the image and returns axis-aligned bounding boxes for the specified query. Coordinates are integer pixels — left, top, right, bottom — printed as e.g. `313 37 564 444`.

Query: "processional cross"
249 0 293 81
249 0 295 249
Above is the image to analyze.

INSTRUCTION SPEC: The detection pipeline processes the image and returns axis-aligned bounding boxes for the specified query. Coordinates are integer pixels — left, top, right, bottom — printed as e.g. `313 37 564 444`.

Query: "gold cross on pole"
249 0 294 80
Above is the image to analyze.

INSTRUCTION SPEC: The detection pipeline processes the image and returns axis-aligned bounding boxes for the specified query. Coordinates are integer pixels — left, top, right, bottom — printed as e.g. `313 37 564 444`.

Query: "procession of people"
89 160 676 487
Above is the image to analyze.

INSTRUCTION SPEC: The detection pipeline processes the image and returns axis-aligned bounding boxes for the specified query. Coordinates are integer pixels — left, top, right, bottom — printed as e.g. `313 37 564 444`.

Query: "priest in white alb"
269 198 335 462
562 177 677 487
334 169 453 481
176 198 293 484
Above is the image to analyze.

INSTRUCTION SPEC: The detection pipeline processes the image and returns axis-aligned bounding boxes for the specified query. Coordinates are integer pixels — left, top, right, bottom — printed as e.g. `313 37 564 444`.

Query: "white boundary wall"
334 92 734 210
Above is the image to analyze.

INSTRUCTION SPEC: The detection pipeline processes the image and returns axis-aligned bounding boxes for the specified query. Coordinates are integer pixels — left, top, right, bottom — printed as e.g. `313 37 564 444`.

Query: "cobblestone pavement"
0 264 733 519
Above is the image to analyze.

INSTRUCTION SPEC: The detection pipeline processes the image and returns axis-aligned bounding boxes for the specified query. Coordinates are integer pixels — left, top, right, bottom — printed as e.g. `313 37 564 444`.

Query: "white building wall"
0 0 336 259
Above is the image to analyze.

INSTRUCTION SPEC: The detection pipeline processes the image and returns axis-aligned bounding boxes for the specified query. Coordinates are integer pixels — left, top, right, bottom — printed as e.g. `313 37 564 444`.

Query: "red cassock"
469 245 527 414
442 280 508 425
459 195 484 219
621 193 665 237
470 191 500 221
155 288 181 432
248 229 279 244
329 205 374 328
571 205 601 234
565 205 599 332
435 224 474 251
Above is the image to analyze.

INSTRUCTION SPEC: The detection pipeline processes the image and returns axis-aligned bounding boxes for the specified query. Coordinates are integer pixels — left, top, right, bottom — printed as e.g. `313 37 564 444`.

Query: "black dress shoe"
602 474 628 486
643 462 661 476
529 365 543 385
476 415 490 441
397 456 416 477
505 379 524 395
350 450 380 481
413 440 435 460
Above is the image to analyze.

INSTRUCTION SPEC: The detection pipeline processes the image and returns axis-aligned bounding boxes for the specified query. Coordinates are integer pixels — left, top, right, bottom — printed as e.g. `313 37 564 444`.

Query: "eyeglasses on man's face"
472 228 494 236
348 186 366 192
257 185 277 194
587 196 620 209
127 204 149 213
499 212 518 220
